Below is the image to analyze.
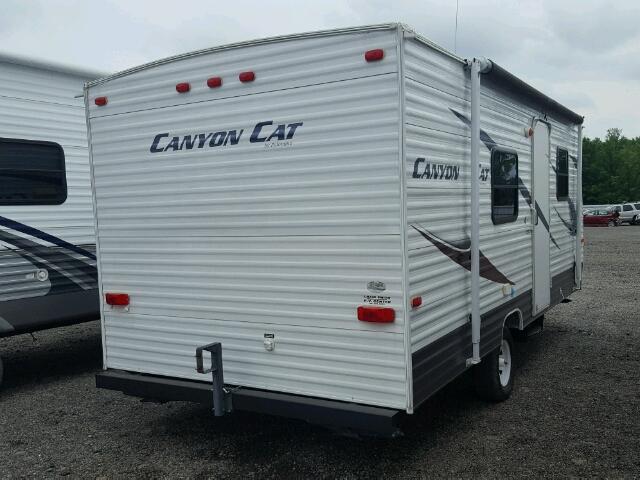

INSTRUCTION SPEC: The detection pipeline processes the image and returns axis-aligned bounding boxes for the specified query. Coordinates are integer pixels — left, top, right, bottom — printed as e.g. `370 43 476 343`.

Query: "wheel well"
503 309 523 331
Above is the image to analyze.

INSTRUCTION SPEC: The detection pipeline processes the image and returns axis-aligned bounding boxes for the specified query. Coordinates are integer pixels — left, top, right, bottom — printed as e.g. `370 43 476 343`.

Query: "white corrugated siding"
549 120 579 277
403 36 578 352
89 29 409 409
0 61 97 300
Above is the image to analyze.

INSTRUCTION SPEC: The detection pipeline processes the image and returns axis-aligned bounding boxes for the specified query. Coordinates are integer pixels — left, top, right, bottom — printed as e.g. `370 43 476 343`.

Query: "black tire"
0 356 3 389
473 327 514 402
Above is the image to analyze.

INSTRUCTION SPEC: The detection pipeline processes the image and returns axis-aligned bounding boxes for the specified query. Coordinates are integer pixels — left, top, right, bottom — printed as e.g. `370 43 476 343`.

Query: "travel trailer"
85 24 583 435
0 54 104 384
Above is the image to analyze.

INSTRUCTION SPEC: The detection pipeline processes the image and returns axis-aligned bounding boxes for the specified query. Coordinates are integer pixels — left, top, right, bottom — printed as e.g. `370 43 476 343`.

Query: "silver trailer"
85 24 583 435
0 54 105 384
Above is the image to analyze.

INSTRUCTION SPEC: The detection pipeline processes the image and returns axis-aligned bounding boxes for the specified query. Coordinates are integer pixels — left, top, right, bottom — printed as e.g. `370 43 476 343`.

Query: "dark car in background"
583 208 619 227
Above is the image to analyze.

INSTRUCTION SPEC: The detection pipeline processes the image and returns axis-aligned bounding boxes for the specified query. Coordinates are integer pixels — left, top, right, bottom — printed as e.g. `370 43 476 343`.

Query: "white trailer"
0 55 105 383
86 24 583 435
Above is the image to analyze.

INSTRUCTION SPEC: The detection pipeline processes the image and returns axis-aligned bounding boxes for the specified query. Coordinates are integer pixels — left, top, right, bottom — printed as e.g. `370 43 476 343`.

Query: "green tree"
582 129 640 204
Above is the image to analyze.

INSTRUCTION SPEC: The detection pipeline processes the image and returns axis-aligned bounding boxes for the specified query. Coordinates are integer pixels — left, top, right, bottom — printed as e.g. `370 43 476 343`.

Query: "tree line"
583 128 640 205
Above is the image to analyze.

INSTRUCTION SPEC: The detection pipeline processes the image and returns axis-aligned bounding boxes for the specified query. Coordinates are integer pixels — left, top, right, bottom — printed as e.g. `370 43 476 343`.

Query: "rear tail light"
207 77 222 88
239 71 255 82
175 82 191 93
357 306 395 323
105 292 130 306
94 96 108 106
365 49 384 62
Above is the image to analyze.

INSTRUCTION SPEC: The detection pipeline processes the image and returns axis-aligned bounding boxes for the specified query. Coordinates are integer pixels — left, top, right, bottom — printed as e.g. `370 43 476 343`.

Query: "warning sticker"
363 295 391 305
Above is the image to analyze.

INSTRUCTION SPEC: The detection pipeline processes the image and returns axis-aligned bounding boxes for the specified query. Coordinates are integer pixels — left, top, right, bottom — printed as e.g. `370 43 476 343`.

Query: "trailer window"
0 138 67 205
556 148 569 200
491 149 519 225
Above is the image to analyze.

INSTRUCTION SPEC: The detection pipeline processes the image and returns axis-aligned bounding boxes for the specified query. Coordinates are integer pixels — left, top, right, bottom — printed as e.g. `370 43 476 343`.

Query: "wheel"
633 215 638 225
473 327 514 402
0 356 3 389
607 220 615 227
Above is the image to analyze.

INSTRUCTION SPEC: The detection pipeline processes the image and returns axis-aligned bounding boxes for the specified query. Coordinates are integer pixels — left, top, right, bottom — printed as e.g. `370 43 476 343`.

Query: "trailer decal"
0 218 97 295
550 165 578 236
0 215 96 260
449 108 561 249
149 120 303 153
411 224 514 285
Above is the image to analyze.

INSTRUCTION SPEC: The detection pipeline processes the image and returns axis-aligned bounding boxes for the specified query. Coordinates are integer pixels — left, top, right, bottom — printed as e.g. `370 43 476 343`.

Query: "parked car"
610 203 640 224
583 209 619 227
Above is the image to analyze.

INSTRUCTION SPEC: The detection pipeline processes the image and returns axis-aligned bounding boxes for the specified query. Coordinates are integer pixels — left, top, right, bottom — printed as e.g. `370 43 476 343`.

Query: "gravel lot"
1 226 639 479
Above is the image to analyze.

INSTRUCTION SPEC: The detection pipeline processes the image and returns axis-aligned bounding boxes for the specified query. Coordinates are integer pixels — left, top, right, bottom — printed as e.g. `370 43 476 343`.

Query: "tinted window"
556 148 569 200
623 204 633 211
0 138 66 205
491 149 518 224
635 204 640 210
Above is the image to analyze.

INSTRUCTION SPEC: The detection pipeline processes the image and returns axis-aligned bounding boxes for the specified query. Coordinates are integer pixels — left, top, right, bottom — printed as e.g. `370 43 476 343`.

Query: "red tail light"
176 82 191 93
411 296 423 308
239 71 255 82
365 49 384 62
207 77 222 88
94 96 108 106
357 306 395 323
105 293 130 306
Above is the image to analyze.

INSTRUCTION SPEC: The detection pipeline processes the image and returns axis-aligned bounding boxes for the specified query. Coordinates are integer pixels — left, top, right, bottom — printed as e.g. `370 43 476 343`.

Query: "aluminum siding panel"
0 61 97 305
402 37 579 358
88 31 408 409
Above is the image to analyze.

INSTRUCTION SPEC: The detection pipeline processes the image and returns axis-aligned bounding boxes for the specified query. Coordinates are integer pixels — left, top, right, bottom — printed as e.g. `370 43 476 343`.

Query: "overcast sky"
2 0 638 138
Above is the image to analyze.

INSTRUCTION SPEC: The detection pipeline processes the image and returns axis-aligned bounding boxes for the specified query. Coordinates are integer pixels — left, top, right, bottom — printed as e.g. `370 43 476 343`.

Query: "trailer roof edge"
82 23 583 124
84 23 403 88
0 51 107 80
485 60 584 125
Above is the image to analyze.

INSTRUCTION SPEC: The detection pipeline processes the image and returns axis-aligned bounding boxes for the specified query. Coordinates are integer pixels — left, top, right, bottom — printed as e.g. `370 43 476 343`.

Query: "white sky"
2 0 639 138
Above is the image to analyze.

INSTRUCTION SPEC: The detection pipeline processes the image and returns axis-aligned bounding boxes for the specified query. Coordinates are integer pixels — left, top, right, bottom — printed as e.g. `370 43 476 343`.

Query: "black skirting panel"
551 267 576 306
412 290 532 407
412 267 576 408
0 289 99 337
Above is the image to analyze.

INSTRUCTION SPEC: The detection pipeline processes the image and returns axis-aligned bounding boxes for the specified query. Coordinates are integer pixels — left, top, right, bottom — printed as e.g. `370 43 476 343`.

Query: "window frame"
0 137 67 206
490 147 519 225
556 147 569 201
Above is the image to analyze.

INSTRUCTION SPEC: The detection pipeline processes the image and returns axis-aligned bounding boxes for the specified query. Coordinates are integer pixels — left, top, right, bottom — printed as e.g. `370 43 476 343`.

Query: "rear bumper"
96 369 403 436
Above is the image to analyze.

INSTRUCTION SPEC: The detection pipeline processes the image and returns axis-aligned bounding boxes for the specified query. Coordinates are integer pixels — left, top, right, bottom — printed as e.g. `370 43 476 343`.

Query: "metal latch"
195 342 231 416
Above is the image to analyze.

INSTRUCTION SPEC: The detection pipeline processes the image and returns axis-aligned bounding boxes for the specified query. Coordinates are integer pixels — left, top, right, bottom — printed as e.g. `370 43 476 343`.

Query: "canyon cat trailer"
0 55 104 385
86 24 583 435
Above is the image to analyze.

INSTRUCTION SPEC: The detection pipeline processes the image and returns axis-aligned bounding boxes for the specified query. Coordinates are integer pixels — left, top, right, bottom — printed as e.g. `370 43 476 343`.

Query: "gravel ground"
1 226 639 479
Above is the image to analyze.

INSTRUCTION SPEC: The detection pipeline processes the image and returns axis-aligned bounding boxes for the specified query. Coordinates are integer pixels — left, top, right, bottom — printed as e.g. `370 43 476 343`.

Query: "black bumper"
96 370 403 436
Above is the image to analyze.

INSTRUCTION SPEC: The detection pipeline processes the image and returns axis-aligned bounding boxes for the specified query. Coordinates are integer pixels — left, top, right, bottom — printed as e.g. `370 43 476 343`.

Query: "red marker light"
239 71 255 82
105 292 130 306
365 49 384 62
175 82 191 93
207 77 222 88
94 96 108 106
411 296 423 308
357 306 395 323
